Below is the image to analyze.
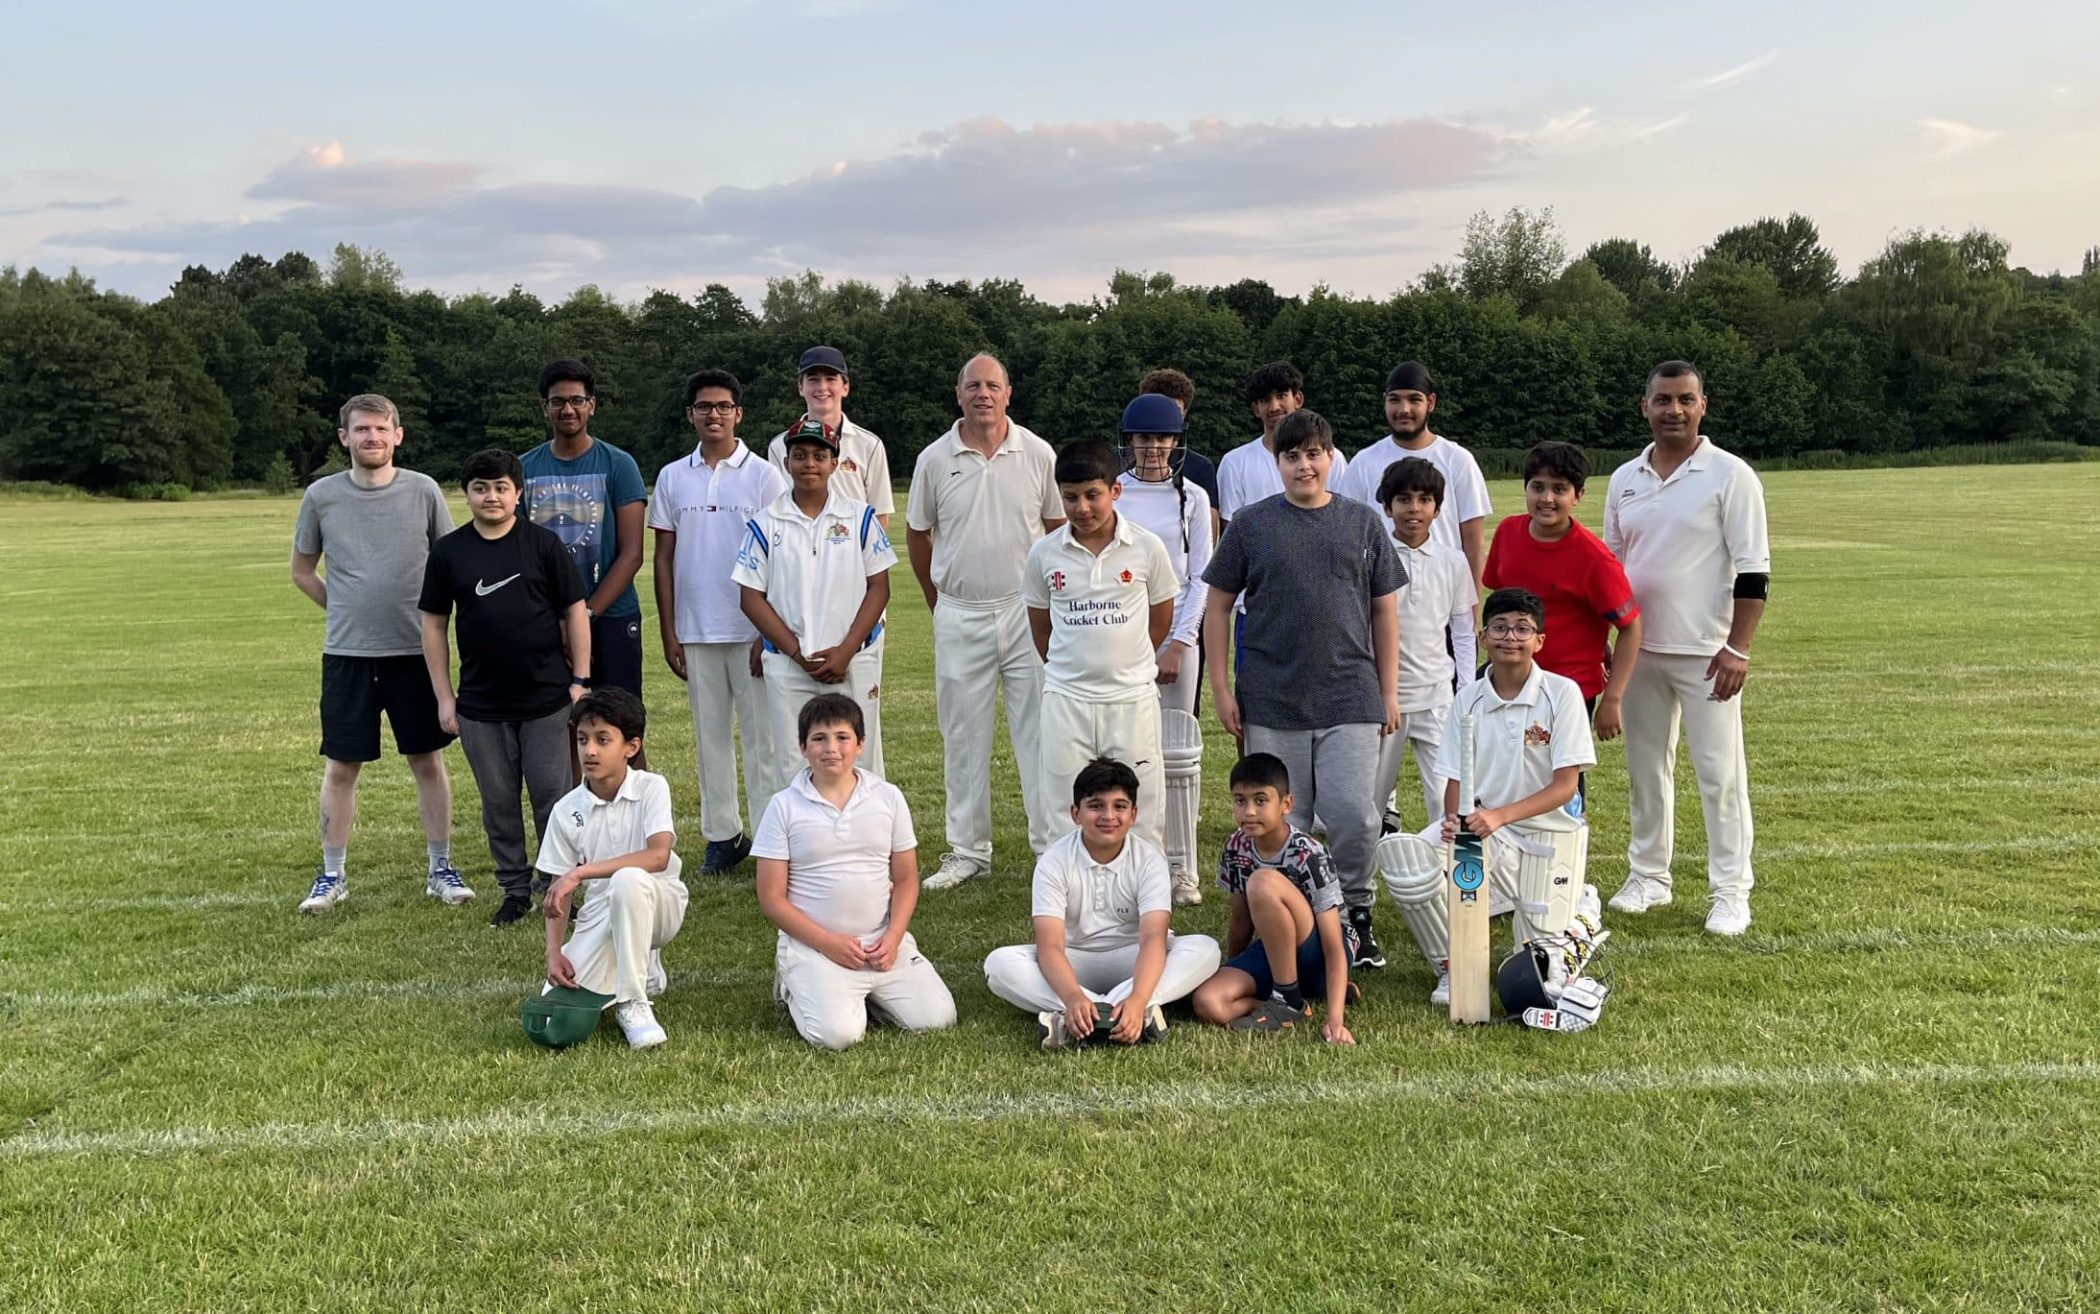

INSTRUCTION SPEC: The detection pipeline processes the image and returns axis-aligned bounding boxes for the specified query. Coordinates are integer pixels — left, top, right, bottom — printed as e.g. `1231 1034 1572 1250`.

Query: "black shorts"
318 654 453 762
590 613 644 697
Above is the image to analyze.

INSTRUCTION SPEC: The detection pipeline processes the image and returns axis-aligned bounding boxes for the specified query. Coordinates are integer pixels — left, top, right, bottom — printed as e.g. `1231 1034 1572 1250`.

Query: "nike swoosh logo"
474 574 521 596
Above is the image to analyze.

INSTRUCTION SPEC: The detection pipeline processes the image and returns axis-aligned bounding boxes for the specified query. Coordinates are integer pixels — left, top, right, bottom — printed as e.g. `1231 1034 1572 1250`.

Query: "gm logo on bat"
1454 853 1485 893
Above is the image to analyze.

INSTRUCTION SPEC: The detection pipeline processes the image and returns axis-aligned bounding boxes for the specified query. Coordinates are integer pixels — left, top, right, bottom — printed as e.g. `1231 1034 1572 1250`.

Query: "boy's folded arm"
1223 892 1254 957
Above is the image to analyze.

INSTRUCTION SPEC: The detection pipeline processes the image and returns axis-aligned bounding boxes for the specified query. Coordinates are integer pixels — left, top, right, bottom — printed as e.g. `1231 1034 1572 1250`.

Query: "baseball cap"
798 346 849 377
785 418 840 453
519 984 615 1048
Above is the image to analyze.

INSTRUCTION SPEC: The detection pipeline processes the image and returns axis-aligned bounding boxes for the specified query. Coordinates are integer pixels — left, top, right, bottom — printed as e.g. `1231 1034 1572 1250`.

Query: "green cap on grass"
520 985 614 1049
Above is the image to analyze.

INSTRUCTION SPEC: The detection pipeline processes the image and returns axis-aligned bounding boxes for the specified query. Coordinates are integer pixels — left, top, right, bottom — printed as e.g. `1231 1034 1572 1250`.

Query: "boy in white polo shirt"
1381 589 1600 1004
983 758 1223 1049
1371 457 1477 831
538 688 688 1050
651 368 789 875
765 346 894 530
753 693 957 1051
1023 440 1179 855
734 419 895 784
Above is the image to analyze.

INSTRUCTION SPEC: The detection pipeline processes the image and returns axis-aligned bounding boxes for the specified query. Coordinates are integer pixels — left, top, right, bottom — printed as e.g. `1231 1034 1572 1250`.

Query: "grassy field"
4 464 2099 1312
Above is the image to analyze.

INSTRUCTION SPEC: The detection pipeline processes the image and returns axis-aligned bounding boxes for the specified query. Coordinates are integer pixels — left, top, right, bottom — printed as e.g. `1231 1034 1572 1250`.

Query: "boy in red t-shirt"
1482 442 1643 740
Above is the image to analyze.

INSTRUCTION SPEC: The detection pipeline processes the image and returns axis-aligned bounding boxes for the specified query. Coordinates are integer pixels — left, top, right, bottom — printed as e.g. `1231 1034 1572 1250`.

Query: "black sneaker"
1348 906 1387 970
701 833 753 875
1381 809 1403 836
1227 997 1305 1034
1138 1003 1168 1044
488 894 534 927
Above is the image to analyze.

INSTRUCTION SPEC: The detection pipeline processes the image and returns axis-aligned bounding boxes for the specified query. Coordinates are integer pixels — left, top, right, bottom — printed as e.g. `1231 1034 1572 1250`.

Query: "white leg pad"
1503 821 1590 947
1377 832 1450 965
1161 709 1203 882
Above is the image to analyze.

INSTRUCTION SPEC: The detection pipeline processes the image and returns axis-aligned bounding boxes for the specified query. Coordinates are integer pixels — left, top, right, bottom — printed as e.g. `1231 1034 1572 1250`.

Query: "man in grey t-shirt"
288 393 465 915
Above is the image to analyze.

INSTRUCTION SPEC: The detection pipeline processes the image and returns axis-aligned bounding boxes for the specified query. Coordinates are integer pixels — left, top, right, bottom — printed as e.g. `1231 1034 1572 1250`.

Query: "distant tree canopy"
3 214 2096 492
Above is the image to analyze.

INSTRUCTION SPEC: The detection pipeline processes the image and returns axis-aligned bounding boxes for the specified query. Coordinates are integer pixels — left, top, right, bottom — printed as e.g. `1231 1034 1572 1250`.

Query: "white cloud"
40 117 1506 295
1682 51 1778 91
1918 118 2004 156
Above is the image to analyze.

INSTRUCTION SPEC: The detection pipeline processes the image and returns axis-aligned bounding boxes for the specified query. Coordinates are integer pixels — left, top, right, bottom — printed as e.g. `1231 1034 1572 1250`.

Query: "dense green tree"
1704 214 1840 300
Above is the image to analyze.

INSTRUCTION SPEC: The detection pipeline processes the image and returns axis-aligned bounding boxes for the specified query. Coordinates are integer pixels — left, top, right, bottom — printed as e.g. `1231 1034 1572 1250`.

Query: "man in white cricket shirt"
1213 360 1348 527
1334 360 1492 590
906 353 1065 888
1603 360 1771 936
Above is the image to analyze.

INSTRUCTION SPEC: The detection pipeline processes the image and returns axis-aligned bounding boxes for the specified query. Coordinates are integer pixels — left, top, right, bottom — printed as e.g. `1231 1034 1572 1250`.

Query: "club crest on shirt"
1118 569 1133 583
1049 570 1066 592
826 521 850 544
1526 722 1552 747
841 457 860 473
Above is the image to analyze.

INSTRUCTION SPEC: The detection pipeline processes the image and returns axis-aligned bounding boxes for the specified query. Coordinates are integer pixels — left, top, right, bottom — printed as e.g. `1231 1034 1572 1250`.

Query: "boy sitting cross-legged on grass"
1190 753 1357 1044
754 692 957 1051
538 688 687 1050
1381 588 1602 1006
983 758 1222 1050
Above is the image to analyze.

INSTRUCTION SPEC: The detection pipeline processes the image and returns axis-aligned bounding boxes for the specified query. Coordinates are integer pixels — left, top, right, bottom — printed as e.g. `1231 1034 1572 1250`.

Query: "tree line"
2 210 2096 495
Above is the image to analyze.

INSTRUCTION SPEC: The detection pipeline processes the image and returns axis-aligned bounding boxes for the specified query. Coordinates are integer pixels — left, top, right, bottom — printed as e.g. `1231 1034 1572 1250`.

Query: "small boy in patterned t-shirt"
1190 753 1357 1042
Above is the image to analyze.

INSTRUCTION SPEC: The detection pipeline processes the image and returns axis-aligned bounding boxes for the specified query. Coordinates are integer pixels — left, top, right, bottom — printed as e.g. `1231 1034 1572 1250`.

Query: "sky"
5 0 2096 307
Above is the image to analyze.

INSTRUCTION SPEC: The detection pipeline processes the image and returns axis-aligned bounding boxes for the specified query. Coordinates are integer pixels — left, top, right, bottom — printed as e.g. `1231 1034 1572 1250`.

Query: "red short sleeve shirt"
1482 516 1638 699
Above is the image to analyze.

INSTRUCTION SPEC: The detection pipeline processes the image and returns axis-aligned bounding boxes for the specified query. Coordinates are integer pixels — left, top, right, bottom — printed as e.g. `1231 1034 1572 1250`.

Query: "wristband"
1721 643 1749 662
571 676 593 687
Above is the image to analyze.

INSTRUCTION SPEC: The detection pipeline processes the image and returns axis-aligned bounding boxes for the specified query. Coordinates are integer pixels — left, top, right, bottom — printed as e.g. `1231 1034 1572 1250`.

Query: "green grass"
4 465 2099 1313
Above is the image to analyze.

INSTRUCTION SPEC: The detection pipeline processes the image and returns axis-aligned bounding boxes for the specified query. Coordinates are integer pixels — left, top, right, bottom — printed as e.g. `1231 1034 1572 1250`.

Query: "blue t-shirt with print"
519 438 648 619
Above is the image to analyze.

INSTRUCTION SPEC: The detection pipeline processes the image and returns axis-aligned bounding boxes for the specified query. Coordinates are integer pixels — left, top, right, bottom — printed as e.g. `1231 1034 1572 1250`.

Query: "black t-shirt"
1180 449 1221 513
418 519 586 721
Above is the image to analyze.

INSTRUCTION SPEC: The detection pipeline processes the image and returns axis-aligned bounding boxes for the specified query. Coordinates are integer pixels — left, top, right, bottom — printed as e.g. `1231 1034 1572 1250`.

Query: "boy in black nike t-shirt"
421 448 592 925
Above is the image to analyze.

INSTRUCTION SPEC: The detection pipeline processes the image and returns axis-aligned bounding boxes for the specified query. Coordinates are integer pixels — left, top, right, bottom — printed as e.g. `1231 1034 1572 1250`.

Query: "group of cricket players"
293 343 1770 1052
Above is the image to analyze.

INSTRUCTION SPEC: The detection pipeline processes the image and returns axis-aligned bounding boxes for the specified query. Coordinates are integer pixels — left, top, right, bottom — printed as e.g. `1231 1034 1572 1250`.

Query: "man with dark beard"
1334 361 1491 591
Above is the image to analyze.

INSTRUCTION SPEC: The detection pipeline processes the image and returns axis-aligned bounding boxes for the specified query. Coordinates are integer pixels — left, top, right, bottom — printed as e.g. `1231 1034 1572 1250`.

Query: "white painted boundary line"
1610 924 2100 959
7 1059 2096 1159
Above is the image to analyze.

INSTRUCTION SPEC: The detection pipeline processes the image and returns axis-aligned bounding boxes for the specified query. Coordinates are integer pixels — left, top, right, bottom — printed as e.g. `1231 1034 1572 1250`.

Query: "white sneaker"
1036 1010 1072 1051
1428 968 1451 1006
425 864 475 906
1170 867 1202 907
613 999 667 1049
923 852 986 891
1608 875 1673 915
298 870 346 914
1705 892 1752 937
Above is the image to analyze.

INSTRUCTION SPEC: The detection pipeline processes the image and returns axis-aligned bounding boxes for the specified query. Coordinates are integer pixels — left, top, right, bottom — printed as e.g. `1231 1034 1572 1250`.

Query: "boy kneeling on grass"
755 692 957 1051
1190 753 1357 1044
533 688 687 1051
983 758 1222 1050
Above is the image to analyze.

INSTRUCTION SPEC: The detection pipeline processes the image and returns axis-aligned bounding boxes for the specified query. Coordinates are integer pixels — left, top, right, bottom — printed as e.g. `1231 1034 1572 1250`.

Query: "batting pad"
1503 822 1589 947
1161 709 1202 880
1378 832 1449 964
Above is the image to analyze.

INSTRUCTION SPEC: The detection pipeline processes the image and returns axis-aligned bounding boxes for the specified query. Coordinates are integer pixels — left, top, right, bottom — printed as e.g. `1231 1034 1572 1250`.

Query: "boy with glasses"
519 359 649 696
650 369 789 875
1380 588 1601 1006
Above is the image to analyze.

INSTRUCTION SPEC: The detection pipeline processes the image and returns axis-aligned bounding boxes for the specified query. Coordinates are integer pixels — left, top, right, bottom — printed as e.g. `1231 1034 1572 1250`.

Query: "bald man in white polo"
1603 360 1771 937
907 353 1065 888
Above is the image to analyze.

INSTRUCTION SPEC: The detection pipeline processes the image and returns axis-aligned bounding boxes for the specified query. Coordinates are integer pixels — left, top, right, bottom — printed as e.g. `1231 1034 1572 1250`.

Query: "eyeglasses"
543 396 593 412
1485 622 1540 639
687 402 740 416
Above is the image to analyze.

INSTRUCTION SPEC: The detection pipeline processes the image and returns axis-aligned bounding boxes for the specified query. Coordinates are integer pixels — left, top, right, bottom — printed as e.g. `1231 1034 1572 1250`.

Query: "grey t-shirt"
1203 493 1407 730
293 470 454 657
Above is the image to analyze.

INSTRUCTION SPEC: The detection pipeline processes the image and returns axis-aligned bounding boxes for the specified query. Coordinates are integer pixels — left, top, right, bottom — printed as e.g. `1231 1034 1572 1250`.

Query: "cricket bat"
1447 707 1491 1024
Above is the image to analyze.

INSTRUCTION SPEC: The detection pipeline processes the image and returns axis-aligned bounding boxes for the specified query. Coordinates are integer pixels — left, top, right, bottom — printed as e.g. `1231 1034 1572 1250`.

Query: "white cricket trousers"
1621 651 1755 896
932 596 1052 865
559 867 689 1005
683 641 776 843
982 934 1223 1013
1371 706 1449 831
1039 690 1165 855
1155 640 1199 717
774 931 957 1051
761 640 885 786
